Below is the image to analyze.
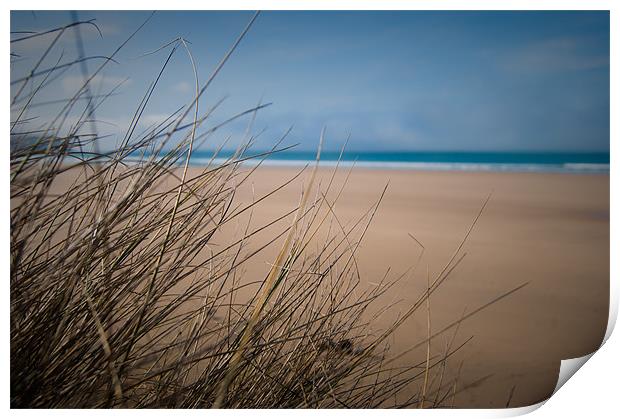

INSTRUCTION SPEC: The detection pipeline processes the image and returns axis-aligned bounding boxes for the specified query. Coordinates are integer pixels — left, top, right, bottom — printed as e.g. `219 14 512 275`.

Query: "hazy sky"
10 10 610 152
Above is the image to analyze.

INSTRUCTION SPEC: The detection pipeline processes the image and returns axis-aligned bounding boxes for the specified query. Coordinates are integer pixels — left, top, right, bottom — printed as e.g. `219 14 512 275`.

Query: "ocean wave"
187 157 609 173
562 163 610 171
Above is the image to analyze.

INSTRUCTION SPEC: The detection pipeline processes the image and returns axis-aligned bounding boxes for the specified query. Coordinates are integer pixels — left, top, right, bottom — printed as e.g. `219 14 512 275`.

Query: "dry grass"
10 12 525 408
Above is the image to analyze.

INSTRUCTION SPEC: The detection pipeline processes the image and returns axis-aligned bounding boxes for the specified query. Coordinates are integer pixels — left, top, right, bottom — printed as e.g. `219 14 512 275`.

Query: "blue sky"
10 10 610 152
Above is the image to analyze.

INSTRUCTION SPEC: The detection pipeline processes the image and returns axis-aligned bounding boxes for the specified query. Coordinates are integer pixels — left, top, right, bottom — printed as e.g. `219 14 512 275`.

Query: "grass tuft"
10 12 525 409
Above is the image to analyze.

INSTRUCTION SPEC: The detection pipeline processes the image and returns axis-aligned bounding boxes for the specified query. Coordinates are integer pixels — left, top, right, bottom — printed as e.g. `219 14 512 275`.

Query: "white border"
2 0 617 11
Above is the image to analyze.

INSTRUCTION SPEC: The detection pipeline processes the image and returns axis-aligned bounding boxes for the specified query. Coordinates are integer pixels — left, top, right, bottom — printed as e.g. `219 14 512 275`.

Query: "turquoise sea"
183 150 610 174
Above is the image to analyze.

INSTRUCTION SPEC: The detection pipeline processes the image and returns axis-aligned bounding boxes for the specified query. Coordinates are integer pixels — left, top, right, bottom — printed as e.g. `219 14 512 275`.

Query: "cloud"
501 37 609 74
172 81 192 94
96 22 121 37
11 21 106 55
61 74 130 94
136 113 179 128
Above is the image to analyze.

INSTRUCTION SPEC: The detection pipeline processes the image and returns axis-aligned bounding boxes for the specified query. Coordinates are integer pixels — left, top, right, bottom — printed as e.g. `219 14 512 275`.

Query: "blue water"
183 150 610 174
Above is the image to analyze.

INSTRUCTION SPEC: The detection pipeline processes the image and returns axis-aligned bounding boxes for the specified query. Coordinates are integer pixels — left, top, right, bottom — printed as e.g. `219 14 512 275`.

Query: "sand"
209 166 609 408
40 164 609 408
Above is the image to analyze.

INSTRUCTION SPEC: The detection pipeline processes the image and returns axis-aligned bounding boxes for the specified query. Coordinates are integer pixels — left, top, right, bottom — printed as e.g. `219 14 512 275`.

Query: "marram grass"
10 12 524 408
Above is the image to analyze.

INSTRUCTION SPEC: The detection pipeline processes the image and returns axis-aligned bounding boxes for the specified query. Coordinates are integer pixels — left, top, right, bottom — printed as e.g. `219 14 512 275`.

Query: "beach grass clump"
10 13 519 408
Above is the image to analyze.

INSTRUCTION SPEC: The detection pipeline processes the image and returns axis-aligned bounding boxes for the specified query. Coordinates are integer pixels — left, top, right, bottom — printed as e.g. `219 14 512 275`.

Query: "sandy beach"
205 166 609 408
36 164 610 408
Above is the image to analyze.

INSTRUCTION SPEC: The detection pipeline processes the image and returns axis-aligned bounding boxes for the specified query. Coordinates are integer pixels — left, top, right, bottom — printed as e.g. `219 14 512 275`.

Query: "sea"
181 150 610 174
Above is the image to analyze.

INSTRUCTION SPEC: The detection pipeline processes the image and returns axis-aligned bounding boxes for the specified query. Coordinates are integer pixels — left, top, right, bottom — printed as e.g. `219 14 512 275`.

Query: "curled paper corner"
490 354 597 417
552 353 595 394
496 299 617 416
533 302 617 413
542 280 619 404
